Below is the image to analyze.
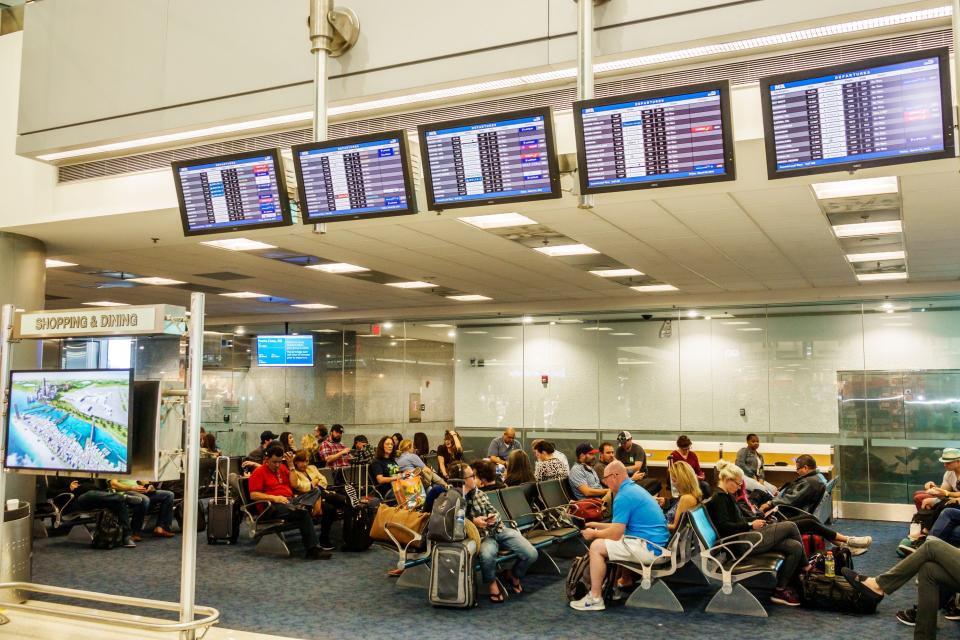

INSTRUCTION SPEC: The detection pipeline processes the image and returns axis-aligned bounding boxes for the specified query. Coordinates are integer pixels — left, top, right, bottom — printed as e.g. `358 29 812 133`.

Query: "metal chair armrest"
622 536 674 588
384 521 426 570
702 530 762 584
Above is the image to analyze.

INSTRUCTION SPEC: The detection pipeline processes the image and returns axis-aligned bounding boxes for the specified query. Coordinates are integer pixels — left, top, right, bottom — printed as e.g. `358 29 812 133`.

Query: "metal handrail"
0 582 219 634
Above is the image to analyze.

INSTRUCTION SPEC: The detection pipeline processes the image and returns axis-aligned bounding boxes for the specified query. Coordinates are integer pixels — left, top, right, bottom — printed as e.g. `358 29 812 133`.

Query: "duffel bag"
800 572 877 614
370 504 429 548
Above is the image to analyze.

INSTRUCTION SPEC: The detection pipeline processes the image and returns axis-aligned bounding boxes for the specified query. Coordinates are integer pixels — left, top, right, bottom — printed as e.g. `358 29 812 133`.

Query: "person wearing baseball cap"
242 430 279 471
914 447 960 511
569 442 609 501
615 431 661 496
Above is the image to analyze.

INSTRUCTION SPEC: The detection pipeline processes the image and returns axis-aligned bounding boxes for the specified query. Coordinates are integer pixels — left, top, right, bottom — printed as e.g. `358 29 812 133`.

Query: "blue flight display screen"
176 154 286 232
295 137 412 221
768 56 947 173
256 335 315 368
423 115 554 204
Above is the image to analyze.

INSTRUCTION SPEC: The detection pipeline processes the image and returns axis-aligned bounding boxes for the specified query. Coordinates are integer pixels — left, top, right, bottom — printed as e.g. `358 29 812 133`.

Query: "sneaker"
123 536 137 548
847 545 869 557
770 587 801 607
846 536 872 548
896 607 917 626
305 546 332 560
898 537 925 557
569 593 606 611
130 534 142 542
319 540 336 551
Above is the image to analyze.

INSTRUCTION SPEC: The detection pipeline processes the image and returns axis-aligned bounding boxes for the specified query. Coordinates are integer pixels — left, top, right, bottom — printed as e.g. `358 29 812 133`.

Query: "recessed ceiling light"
589 268 645 278
45 259 77 268
306 262 369 274
464 330 488 334
882 302 895 310
811 176 898 199
846 250 906 262
425 323 454 328
128 277 187 286
458 212 538 229
291 303 338 309
199 238 276 251
522 316 534 324
493 336 516 340
382 322 394 329
737 327 764 332
610 332 635 336
631 284 679 292
597 327 613 331
885 309 895 314
357 334 379 338
385 281 434 289
722 321 750 325
857 272 908 281
533 244 599 257
686 310 698 318
447 294 492 302
219 291 266 299
832 220 902 238
557 319 584 324
447 330 456 337
311 329 339 333
82 301 129 307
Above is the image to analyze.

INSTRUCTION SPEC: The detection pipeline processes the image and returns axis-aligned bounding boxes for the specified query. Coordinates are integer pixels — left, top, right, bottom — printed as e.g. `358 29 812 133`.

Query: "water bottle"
909 521 922 540
824 551 835 578
454 505 465 540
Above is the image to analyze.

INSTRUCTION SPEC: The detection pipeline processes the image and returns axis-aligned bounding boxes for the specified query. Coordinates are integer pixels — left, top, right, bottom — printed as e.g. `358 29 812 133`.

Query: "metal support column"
0 304 14 625
953 0 960 155
577 0 597 209
178 293 205 640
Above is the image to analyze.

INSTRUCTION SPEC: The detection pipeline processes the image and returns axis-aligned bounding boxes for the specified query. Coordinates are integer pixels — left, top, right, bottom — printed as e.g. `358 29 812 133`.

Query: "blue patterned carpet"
29 518 957 640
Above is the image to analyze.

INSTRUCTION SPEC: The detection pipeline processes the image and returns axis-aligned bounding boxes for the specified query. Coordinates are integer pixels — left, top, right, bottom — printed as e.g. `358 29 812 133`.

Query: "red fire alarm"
371 324 381 336
541 374 549 386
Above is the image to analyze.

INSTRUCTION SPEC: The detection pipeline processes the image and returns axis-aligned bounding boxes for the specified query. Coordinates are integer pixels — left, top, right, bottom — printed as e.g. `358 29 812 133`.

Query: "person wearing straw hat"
914 448 960 512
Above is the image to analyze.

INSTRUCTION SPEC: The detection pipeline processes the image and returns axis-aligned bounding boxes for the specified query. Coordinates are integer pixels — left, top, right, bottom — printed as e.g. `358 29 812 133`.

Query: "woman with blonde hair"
665 460 702 532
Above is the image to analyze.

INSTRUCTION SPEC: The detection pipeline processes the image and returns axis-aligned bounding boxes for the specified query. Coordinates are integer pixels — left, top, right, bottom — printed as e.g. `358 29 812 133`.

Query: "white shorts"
604 537 654 563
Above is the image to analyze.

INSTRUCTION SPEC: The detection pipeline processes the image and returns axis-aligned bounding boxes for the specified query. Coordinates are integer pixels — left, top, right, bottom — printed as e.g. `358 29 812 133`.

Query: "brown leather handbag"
370 504 430 548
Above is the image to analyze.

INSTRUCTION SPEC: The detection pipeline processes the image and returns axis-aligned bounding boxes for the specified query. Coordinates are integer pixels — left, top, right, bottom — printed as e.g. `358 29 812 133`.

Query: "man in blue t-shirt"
570 460 669 612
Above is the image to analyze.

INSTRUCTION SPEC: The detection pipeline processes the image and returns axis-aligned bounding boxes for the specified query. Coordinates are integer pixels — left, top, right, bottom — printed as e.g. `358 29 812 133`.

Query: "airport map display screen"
292 132 416 223
173 149 292 236
256 335 315 368
574 82 735 192
762 48 955 178
419 108 561 209
5 369 132 474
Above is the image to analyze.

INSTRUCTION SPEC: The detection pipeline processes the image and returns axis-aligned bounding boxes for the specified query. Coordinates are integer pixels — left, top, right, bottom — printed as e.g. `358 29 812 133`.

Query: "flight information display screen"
419 108 561 209
574 81 735 193
292 131 416 223
173 149 292 236
762 48 955 178
256 335 314 368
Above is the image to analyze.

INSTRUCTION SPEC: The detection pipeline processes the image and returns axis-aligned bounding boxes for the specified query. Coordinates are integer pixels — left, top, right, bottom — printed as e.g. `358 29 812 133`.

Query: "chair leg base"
255 533 291 557
551 536 587 559
526 550 562 576
66 524 93 544
624 579 684 613
396 562 431 590
32 519 48 539
704 583 768 618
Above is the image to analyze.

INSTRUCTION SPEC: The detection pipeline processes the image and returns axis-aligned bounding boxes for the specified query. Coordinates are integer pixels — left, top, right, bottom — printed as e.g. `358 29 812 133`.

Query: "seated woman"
670 435 711 497
277 431 296 455
665 460 702 532
200 432 220 458
533 440 569 482
717 459 872 555
706 462 806 607
288 450 348 551
370 436 404 502
504 449 535 486
436 430 463 479
396 438 447 510
413 432 431 457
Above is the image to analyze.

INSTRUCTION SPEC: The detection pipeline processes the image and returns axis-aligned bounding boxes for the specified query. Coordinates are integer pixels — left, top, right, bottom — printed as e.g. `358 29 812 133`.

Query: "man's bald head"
603 460 628 493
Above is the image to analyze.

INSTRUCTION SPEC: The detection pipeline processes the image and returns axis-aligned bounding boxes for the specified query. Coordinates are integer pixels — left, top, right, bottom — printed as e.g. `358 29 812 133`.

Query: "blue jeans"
150 489 175 529
76 490 131 534
478 527 539 584
929 507 960 546
123 492 150 534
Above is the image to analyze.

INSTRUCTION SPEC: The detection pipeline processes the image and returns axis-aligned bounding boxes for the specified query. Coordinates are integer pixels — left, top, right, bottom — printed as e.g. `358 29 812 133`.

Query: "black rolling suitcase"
429 542 476 608
207 456 240 544
342 464 378 551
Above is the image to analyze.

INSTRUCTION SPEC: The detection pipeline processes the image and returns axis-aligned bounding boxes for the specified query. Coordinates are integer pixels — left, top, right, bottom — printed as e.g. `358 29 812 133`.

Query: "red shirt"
669 450 704 479
248 462 293 498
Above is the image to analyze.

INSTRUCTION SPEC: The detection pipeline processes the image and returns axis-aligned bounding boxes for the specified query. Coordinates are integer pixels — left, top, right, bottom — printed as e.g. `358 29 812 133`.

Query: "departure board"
762 48 955 178
292 131 416 223
574 82 734 193
173 149 291 236
418 108 561 209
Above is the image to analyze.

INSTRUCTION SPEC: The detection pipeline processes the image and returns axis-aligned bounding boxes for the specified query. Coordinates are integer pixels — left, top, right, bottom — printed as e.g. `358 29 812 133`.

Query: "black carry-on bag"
342 464 378 552
207 456 240 544
428 542 477 608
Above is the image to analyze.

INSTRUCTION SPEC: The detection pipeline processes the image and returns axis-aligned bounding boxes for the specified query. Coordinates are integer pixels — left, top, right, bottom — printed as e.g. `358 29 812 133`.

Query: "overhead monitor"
761 47 955 179
256 335 315 368
172 148 292 236
418 107 562 210
574 81 735 193
292 131 417 223
5 369 133 474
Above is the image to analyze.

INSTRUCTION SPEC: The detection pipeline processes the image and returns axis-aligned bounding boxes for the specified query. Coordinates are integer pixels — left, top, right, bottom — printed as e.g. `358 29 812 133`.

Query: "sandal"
387 568 404 577
488 591 505 603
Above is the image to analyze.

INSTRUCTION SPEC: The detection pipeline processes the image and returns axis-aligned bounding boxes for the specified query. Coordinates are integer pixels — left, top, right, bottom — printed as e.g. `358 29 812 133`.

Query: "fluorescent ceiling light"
311 329 340 333
722 321 750 325
686 310 699 318
464 330 488 334
447 330 456 337
493 336 516 340
357 334 379 338
631 284 679 292
458 213 537 229
386 281 434 289
82 301 129 307
557 319 584 324
882 302 895 310
610 332 635 336
306 262 369 274
832 220 902 237
219 291 266 299
589 268 645 278
45 259 77 268
534 244 599 257
857 272 908 282
583 326 613 331
846 250 906 262
199 238 276 251
291 303 338 309
128 277 186 286
522 316 534 324
426 323 454 328
737 327 765 332
447 294 492 302
812 176 899 200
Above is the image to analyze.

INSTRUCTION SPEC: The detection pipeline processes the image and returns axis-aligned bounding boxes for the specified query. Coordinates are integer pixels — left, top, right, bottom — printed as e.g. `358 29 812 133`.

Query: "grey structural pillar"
0 232 45 507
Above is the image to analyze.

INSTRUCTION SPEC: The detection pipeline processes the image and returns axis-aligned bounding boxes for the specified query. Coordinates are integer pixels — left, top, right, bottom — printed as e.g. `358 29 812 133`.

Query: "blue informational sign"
256 335 315 368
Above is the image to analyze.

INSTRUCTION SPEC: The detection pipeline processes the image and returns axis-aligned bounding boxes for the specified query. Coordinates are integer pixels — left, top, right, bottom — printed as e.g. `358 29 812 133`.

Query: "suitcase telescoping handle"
215 455 230 502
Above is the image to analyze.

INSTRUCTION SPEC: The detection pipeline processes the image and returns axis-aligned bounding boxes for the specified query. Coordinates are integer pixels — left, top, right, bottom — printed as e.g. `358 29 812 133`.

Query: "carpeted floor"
29 518 955 640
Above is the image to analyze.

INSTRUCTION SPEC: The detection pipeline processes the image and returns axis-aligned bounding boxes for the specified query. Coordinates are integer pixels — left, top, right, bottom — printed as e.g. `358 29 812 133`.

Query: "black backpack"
800 572 877 614
91 510 124 549
565 554 618 603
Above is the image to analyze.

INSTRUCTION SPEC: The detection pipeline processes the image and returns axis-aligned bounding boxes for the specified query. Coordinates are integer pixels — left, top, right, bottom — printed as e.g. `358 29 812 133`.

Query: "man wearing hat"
242 430 278 471
915 448 960 511
569 442 610 501
615 431 661 496
320 424 353 469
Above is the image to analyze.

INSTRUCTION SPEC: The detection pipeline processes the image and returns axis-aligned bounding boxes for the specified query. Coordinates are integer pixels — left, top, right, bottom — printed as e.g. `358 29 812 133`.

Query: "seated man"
471 460 505 490
487 427 521 466
569 442 610 501
350 434 373 466
243 430 278 472
570 461 670 612
319 424 353 471
110 478 176 540
447 462 538 603
615 431 661 496
49 477 136 548
760 454 826 516
914 448 960 511
247 444 330 560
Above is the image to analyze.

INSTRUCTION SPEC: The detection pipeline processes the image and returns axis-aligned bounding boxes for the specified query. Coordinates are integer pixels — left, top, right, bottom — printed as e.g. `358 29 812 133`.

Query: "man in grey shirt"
488 427 521 465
